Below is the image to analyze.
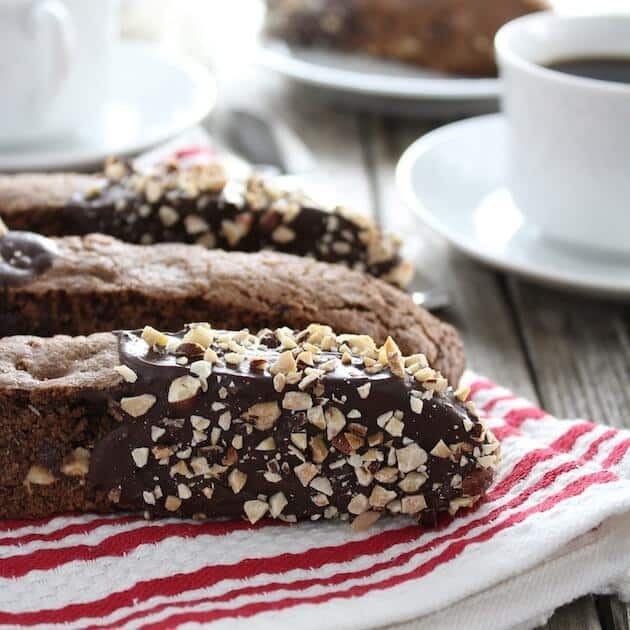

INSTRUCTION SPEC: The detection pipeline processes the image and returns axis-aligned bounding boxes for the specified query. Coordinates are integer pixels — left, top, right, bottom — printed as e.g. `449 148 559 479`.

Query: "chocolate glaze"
0 231 58 288
8 161 409 286
87 325 498 525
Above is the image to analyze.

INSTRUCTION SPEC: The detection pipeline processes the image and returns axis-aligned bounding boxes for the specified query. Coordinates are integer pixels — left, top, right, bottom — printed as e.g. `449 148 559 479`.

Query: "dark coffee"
545 56 630 85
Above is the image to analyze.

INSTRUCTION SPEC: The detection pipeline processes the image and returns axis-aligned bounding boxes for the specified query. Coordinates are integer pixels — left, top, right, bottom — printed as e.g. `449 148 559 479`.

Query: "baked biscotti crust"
0 325 498 522
0 233 465 385
265 0 549 76
0 160 412 287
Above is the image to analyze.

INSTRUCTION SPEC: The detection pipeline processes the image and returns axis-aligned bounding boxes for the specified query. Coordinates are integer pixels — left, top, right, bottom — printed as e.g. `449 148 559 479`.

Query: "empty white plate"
0 42 216 172
258 38 499 118
396 114 630 297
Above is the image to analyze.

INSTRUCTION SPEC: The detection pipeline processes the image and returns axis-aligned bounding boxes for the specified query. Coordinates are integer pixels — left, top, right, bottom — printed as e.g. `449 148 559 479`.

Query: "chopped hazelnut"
269 350 297 375
158 205 179 227
307 405 326 430
347 494 369 515
351 510 382 532
309 435 329 463
228 468 248 494
24 464 55 486
291 432 307 450
398 472 427 493
310 476 333 496
294 462 319 486
168 375 201 403
282 391 312 411
374 467 398 484
384 416 404 437
114 365 137 383
178 483 192 499
60 447 90 477
164 495 182 512
269 492 288 517
401 494 427 515
131 447 149 468
141 325 169 347
242 401 281 431
244 499 269 524
325 406 346 440
431 439 452 458
369 485 397 509
396 443 428 473
256 437 276 451
120 394 156 417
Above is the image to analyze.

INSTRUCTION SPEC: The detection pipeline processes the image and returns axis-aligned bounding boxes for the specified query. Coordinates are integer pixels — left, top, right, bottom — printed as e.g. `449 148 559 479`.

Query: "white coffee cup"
495 12 630 255
0 0 118 147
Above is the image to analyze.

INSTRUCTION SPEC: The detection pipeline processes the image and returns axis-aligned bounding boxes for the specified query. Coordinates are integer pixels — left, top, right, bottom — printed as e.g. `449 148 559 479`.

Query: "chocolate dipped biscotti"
0 231 465 385
0 323 499 524
266 0 548 76
0 159 412 288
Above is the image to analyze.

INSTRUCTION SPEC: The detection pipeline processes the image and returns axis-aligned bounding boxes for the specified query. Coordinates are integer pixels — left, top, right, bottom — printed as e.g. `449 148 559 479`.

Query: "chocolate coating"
87 324 499 525
0 160 412 288
0 231 57 288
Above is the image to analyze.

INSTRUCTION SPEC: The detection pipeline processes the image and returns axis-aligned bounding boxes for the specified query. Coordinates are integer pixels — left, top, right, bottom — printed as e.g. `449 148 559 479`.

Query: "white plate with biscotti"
0 42 216 172
397 114 630 297
258 38 500 117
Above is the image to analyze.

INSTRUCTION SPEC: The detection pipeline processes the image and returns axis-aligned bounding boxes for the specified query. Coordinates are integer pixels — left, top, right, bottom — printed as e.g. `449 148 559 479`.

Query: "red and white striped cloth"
2 372 630 630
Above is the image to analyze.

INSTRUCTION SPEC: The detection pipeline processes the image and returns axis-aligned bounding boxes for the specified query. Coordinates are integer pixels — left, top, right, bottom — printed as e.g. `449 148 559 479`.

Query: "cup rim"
495 11 630 94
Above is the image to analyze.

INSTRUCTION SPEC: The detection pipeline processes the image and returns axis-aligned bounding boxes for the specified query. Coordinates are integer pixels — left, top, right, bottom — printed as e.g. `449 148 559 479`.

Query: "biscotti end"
1 234 465 385
0 324 498 526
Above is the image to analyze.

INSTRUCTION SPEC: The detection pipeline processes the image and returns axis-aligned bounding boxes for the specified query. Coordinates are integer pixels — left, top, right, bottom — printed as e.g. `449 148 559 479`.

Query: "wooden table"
213 63 630 630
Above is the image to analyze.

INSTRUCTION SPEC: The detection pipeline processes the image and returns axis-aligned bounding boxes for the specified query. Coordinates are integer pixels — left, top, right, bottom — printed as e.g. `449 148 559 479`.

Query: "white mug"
495 12 630 255
0 0 118 147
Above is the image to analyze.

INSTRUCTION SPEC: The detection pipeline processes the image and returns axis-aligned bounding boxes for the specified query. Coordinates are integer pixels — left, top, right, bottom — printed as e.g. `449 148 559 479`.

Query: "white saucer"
396 114 630 297
258 38 499 118
0 43 216 172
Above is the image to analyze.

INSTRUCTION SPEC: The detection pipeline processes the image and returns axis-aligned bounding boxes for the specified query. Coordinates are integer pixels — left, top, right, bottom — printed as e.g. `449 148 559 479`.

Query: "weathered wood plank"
604 596 630 630
213 72 374 216
541 596 602 630
362 113 537 399
508 280 630 427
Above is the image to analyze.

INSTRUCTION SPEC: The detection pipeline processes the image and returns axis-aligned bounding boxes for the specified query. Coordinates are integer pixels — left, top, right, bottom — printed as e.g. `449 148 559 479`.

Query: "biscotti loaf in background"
265 0 549 76
0 159 412 288
0 231 464 384
0 323 499 523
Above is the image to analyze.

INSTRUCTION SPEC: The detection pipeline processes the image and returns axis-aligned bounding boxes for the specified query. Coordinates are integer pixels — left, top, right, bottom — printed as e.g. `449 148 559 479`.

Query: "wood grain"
508 281 630 427
541 596 602 630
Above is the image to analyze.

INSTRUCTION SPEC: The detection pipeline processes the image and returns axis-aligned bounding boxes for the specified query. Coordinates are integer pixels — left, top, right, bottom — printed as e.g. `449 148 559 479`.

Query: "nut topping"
97 322 498 527
242 401 281 431
168 375 201 403
120 394 156 417
244 499 269 524
282 391 313 411
60 447 90 477
24 465 56 486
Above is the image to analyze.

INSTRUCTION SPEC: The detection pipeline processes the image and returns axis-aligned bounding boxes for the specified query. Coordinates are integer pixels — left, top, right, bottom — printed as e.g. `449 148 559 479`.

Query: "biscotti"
0 323 499 522
0 232 465 384
265 0 548 76
0 159 412 287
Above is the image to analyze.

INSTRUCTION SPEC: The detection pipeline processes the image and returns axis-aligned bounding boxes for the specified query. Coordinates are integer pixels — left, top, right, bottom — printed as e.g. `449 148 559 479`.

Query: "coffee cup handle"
27 0 76 102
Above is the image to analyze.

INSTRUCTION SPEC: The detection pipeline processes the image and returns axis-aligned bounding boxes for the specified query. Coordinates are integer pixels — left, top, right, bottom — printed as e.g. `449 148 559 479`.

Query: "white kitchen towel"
2 138 630 629
1 373 630 630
